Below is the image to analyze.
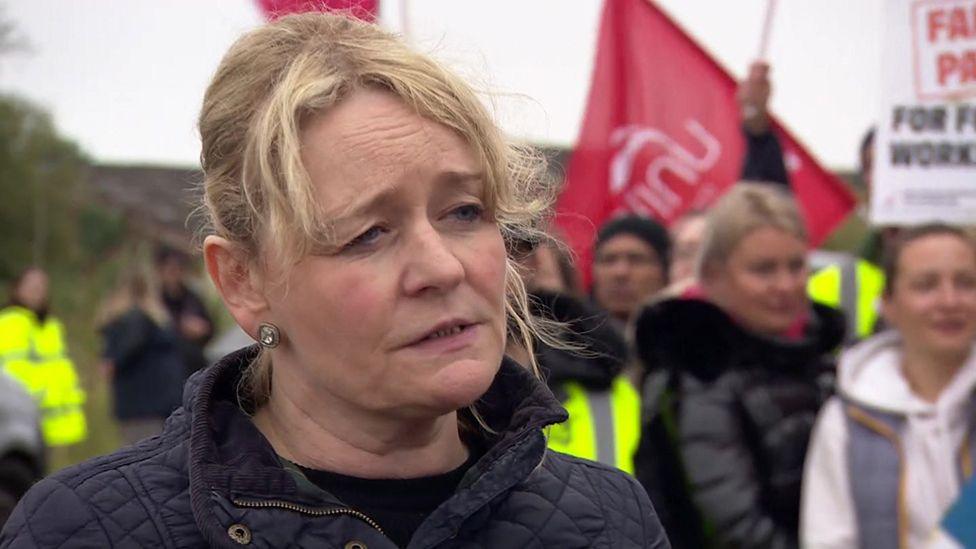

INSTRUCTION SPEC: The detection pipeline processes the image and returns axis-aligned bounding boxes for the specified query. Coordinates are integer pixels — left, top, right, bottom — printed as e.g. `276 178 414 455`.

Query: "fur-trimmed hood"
633 297 845 382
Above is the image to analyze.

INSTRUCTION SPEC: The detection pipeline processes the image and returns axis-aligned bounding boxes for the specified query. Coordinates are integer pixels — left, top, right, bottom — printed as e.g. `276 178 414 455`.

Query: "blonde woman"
98 269 184 445
1 13 668 548
633 183 844 548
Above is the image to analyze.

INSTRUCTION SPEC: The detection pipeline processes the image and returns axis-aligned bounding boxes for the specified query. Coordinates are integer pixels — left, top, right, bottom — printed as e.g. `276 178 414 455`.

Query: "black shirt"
297 452 478 548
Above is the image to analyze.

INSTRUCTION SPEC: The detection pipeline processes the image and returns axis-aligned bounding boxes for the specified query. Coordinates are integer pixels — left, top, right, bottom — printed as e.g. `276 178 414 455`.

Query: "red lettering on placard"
928 6 976 42
939 51 959 83
938 50 976 84
913 1 976 100
948 6 975 39
966 50 976 82
929 8 946 42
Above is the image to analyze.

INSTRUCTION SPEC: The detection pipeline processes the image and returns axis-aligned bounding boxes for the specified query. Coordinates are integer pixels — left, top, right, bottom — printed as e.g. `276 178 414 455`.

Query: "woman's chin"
428 358 500 411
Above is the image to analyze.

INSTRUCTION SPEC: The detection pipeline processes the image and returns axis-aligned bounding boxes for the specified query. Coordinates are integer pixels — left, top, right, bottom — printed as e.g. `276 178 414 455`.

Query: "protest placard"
872 0 976 225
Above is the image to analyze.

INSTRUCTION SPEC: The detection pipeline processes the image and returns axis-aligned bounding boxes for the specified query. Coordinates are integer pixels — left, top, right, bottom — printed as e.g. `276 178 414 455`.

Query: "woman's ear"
204 235 269 338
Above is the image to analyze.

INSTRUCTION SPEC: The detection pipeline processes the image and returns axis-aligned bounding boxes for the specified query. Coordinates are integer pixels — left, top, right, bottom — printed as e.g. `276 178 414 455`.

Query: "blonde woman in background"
97 267 184 446
633 183 844 548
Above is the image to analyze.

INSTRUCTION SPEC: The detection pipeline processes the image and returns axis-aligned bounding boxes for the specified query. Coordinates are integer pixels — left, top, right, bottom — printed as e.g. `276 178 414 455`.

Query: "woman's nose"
401 224 465 295
774 268 804 294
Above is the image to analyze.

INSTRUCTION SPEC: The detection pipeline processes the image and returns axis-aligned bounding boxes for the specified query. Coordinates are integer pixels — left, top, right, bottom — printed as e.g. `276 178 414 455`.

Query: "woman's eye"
956 274 976 290
750 262 775 276
788 258 807 274
910 277 937 292
344 226 387 251
450 204 484 223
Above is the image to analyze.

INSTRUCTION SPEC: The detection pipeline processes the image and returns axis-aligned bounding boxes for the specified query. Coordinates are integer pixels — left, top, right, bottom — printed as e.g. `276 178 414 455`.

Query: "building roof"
86 164 204 248
86 148 574 247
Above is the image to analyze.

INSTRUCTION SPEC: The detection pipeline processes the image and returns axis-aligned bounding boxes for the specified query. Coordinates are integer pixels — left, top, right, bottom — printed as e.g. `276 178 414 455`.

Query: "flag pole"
757 0 778 60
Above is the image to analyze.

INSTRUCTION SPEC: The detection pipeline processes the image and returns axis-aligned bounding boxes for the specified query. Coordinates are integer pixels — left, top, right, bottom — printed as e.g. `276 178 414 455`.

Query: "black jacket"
741 128 790 188
1 346 669 548
161 284 214 377
101 308 184 420
530 289 628 393
633 298 843 549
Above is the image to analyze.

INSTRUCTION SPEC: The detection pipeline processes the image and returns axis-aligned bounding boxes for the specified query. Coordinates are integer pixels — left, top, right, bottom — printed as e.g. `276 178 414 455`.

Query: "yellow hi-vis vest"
808 259 886 345
0 306 87 446
547 376 641 474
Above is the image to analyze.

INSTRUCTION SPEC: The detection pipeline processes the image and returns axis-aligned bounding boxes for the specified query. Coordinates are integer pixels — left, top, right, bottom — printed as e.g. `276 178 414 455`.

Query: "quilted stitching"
442 453 662 548
1 351 669 548
1 449 665 549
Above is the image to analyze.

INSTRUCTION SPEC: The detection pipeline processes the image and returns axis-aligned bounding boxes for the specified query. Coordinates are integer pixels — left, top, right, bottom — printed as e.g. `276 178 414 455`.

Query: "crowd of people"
0 248 215 453
95 246 214 445
0 10 974 549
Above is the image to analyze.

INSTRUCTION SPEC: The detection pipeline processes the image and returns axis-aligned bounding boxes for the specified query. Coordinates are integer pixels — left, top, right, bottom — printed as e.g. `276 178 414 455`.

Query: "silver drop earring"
257 323 280 348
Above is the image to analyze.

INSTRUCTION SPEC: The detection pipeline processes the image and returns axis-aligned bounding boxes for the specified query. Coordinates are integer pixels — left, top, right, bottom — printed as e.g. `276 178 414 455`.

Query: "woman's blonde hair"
198 13 557 408
97 266 169 329
696 182 807 278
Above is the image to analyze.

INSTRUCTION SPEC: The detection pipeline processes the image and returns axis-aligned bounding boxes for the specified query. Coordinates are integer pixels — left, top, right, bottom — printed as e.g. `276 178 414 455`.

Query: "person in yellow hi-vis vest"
807 255 886 345
0 267 86 446
546 377 641 474
510 239 642 474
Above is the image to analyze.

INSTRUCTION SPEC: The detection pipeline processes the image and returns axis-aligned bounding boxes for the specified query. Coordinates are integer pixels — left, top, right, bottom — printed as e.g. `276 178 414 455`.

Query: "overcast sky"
1 0 882 170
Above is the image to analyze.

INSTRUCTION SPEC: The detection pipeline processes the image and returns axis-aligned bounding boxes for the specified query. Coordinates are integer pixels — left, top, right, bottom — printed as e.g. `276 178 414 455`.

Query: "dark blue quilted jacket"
1 346 669 548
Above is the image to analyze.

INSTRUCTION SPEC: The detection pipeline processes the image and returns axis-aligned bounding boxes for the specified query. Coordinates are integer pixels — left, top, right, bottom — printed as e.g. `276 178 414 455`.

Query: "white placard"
871 0 976 225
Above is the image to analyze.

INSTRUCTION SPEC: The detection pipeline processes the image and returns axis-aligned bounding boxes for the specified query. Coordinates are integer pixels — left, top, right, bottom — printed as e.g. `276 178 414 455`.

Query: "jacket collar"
839 332 976 417
634 297 845 381
183 345 568 546
1 304 47 324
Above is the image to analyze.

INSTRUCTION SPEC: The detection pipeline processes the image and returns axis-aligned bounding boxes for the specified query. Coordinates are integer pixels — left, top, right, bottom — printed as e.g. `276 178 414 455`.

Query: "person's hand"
738 61 771 135
180 314 210 340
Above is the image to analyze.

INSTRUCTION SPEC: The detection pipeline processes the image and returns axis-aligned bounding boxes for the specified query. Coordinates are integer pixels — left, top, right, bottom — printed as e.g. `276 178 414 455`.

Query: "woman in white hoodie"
801 224 976 549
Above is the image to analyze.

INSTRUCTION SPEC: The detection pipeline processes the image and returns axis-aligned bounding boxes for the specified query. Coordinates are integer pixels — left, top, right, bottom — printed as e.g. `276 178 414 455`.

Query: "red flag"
256 0 378 21
557 0 855 286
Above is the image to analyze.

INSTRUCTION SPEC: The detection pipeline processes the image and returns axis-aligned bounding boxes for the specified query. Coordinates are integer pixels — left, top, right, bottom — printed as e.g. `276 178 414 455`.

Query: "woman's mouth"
931 318 969 335
424 325 466 341
404 322 480 354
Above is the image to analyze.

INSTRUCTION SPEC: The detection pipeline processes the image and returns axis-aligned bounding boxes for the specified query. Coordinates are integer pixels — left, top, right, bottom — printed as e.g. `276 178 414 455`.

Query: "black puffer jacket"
633 298 843 549
1 346 669 548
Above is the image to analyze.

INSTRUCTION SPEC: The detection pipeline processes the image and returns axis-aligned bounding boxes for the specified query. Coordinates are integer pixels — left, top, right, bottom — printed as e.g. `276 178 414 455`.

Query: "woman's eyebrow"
324 170 486 230
436 170 484 190
325 182 399 225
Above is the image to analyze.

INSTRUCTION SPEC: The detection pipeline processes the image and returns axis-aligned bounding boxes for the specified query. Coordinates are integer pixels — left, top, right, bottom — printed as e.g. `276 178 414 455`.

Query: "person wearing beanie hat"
592 215 671 325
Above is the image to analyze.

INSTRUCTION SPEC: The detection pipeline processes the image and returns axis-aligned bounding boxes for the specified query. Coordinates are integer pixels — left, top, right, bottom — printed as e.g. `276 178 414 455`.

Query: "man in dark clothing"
738 61 791 187
156 246 214 378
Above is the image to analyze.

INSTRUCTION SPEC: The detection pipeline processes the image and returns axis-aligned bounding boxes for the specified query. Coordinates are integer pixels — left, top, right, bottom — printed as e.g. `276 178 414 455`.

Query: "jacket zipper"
232 497 385 535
